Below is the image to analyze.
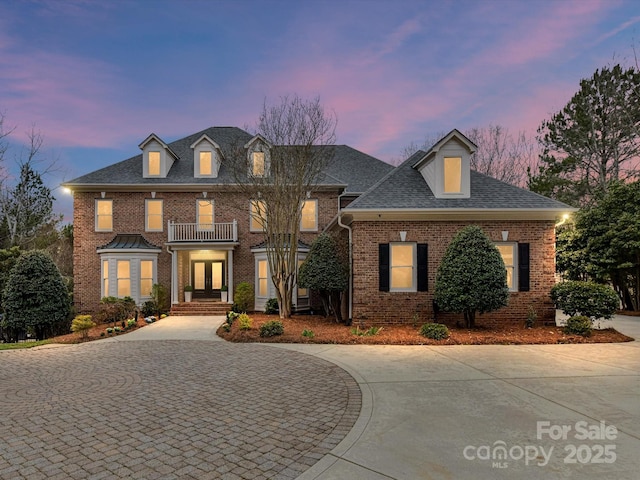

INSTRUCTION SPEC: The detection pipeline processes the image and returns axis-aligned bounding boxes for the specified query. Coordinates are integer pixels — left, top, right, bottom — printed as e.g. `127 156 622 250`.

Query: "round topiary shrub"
3 250 71 340
419 323 450 340
237 313 253 330
234 282 254 313
260 320 284 337
551 281 619 320
564 315 592 337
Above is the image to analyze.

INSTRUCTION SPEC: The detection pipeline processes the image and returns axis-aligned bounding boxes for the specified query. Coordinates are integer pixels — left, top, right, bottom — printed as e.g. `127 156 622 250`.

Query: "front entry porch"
167 246 236 306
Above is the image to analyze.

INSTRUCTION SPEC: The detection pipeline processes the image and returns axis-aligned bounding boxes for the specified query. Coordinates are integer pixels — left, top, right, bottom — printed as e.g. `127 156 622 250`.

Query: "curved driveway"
1 315 639 480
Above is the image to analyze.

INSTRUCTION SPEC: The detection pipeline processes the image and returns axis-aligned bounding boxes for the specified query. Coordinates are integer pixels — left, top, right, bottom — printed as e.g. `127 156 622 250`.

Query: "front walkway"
0 315 638 479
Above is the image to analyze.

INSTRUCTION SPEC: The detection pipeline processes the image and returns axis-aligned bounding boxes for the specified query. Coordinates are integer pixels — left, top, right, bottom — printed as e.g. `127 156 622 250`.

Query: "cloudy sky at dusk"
1 0 639 220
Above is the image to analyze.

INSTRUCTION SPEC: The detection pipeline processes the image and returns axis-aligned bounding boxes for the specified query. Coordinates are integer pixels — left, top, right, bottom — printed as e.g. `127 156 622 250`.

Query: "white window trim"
390 242 417 292
197 199 215 231
145 199 164 232
496 242 518 292
300 199 318 232
147 151 162 177
100 255 158 302
95 199 113 232
256 258 270 299
250 200 266 232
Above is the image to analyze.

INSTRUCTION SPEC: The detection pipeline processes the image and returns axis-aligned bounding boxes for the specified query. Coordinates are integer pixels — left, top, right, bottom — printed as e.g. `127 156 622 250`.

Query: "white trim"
99 254 159 304
95 199 113 232
145 198 164 232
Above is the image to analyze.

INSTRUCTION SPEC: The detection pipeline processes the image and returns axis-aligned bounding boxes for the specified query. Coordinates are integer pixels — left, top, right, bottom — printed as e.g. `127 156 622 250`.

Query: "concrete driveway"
1 314 638 479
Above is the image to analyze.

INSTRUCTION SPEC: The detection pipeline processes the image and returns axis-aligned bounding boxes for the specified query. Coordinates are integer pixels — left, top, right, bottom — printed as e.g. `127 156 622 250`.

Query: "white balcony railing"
168 220 238 242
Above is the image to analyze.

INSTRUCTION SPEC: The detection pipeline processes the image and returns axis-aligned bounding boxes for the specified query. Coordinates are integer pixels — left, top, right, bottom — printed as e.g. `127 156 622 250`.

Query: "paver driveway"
0 338 360 479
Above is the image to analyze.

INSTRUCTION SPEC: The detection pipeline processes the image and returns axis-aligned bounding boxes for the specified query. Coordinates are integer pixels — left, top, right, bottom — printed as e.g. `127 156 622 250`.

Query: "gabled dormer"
412 129 476 199
139 133 179 178
190 134 224 178
244 134 272 178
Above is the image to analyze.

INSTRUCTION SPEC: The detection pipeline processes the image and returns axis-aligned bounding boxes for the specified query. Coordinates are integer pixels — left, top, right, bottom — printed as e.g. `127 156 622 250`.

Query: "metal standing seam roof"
97 234 161 251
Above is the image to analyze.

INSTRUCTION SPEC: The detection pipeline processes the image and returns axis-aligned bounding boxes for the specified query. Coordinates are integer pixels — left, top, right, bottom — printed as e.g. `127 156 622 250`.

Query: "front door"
191 260 224 299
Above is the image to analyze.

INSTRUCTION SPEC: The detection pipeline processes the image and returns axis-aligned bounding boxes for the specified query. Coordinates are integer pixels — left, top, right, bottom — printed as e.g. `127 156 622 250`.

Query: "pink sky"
0 0 638 219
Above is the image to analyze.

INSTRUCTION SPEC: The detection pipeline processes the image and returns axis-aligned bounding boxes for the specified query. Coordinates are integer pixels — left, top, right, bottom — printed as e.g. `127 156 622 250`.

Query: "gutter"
337 195 353 325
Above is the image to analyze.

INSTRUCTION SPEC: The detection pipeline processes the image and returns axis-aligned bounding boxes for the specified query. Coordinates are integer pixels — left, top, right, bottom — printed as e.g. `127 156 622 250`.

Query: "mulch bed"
217 313 635 345
49 317 151 344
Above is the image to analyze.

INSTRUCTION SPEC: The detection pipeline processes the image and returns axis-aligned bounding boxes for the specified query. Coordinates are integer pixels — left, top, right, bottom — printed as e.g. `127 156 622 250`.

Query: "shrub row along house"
64 127 573 325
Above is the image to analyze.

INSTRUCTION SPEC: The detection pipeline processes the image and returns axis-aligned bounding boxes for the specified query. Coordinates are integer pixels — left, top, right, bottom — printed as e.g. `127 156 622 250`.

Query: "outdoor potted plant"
220 285 228 303
184 285 193 303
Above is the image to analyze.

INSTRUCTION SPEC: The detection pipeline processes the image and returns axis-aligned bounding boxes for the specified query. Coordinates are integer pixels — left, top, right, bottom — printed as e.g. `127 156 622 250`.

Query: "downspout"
337 195 353 324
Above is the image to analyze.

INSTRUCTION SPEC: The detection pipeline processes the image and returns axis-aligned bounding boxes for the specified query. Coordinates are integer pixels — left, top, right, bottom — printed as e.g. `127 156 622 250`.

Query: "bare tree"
398 125 536 187
230 95 337 318
466 125 536 187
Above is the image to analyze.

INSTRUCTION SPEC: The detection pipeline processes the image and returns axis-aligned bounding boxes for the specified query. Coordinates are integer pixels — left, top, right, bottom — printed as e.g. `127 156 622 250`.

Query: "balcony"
168 220 238 243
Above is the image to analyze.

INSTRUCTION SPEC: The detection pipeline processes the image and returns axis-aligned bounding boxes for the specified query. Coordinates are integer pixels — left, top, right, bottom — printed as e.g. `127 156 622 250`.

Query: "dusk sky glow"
1 0 639 221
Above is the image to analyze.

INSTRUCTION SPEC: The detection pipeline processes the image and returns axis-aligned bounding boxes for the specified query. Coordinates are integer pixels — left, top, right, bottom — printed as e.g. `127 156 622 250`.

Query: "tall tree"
567 181 640 311
230 95 337 318
530 65 640 206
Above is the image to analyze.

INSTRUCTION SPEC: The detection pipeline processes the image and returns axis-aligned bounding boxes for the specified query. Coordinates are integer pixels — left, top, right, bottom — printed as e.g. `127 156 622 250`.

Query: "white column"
170 248 178 304
227 249 234 304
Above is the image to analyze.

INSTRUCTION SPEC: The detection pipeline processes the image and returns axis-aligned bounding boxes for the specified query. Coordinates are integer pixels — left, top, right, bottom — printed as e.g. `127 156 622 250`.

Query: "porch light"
555 213 570 227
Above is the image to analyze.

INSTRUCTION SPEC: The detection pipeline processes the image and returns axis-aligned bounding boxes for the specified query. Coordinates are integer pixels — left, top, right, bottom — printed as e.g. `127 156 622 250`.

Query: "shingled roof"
345 151 572 211
64 127 394 194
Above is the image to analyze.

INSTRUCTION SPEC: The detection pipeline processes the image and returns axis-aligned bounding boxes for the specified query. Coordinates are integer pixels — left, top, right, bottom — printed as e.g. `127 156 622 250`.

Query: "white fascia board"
345 207 577 221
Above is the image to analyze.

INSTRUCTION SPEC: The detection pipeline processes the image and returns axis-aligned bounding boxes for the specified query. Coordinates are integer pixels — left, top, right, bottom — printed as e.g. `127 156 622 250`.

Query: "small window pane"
444 157 461 193
146 199 163 231
391 266 413 289
301 200 317 231
390 244 415 290
197 200 214 231
250 200 266 231
497 244 515 290
258 259 268 297
200 151 212 175
117 260 131 297
96 200 113 231
103 260 109 296
149 151 161 176
252 152 265 176
297 259 308 297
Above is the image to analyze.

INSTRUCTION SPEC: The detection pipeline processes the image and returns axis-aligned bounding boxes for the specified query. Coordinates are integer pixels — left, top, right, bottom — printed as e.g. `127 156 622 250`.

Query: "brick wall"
73 189 339 314
350 220 556 327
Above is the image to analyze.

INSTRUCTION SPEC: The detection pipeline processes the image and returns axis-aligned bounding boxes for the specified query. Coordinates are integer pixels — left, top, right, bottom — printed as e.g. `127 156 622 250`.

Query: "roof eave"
344 207 577 222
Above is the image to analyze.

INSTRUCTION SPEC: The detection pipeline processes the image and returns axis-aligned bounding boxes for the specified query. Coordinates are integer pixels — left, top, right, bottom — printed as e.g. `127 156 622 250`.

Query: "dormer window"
443 157 462 193
148 151 161 176
199 151 212 176
139 133 178 178
190 134 223 178
252 152 265 177
412 129 475 199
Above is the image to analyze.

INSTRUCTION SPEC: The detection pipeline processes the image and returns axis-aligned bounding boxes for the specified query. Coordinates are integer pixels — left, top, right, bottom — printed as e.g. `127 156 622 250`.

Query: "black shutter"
379 244 390 292
417 243 428 291
518 243 530 292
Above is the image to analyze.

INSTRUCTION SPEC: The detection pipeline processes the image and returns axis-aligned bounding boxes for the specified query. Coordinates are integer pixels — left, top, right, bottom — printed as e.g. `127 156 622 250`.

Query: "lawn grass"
0 340 51 350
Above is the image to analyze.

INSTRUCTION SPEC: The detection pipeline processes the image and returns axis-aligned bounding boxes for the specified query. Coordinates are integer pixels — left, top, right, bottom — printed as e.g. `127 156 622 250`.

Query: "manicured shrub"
564 315 592 337
265 298 279 314
226 311 240 325
420 323 450 340
237 313 252 330
97 297 136 325
71 315 96 339
141 300 157 317
2 250 71 340
434 225 509 328
551 281 619 320
301 329 314 338
260 320 284 337
234 282 254 313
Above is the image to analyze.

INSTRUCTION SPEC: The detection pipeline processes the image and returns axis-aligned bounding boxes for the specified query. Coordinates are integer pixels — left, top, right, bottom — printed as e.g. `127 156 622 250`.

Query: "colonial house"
64 127 573 324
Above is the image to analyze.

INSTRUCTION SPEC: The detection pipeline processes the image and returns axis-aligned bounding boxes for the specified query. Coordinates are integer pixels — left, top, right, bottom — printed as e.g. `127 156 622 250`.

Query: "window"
96 199 113 231
146 199 163 231
257 259 268 297
390 243 416 291
117 260 131 297
199 151 212 176
300 199 318 231
443 156 462 193
252 151 265 177
102 260 109 297
496 243 517 291
380 243 428 292
197 199 214 231
148 151 161 176
250 200 266 231
297 258 308 298
140 260 153 298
